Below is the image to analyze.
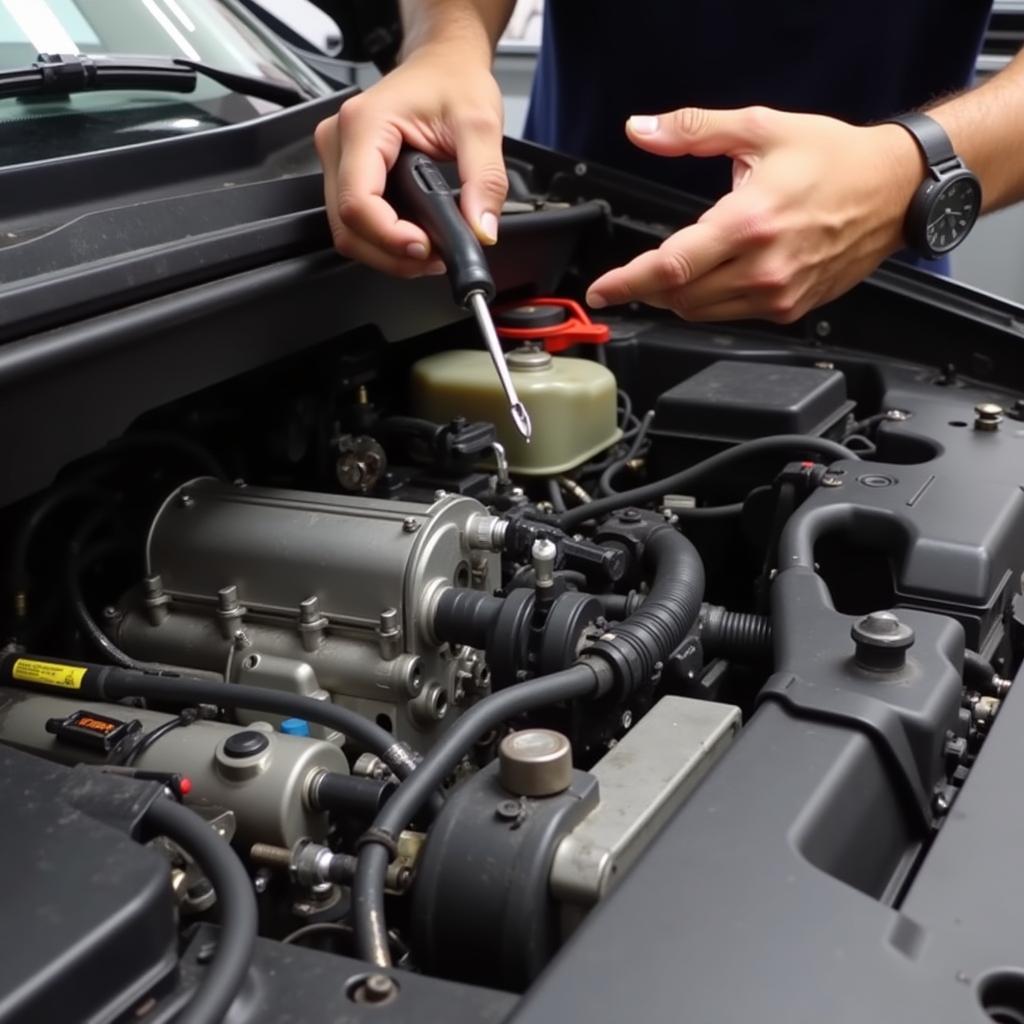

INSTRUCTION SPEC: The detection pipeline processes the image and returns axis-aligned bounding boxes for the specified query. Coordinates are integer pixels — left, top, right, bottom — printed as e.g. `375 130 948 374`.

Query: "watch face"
925 175 981 254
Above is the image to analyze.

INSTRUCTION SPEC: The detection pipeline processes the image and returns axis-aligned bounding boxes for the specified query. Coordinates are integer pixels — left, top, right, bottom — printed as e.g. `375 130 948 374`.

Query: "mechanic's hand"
314 44 507 277
586 106 922 323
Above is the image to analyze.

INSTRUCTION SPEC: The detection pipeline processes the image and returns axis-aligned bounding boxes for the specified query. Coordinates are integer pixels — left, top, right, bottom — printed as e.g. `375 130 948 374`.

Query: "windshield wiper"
0 52 305 107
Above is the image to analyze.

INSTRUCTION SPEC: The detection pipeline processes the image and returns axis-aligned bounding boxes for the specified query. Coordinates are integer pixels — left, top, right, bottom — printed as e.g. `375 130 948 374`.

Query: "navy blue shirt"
524 1 992 203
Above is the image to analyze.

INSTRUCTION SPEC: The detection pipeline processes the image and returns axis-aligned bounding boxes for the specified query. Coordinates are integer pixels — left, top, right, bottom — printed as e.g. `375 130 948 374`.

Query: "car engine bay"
3 104 1024 1023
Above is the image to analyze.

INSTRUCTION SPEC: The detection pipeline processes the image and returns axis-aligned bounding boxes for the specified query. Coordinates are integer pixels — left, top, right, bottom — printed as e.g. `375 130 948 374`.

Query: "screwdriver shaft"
468 291 532 441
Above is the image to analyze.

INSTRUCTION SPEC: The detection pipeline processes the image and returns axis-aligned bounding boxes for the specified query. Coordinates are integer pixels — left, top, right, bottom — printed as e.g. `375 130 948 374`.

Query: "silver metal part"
531 539 557 589
499 729 573 797
113 479 499 749
468 290 532 442
974 402 1004 431
550 696 740 914
0 687 347 847
466 512 509 553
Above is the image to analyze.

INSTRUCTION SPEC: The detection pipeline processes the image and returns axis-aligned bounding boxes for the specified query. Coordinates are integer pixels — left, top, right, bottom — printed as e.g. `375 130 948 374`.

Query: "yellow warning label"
12 659 86 689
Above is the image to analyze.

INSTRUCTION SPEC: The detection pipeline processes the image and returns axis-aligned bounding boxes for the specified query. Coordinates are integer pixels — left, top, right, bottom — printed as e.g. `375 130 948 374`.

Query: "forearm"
400 0 517 63
930 48 1024 212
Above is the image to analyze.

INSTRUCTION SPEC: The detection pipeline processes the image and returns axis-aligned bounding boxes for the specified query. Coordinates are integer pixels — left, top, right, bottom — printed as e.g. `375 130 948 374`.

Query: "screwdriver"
388 149 532 442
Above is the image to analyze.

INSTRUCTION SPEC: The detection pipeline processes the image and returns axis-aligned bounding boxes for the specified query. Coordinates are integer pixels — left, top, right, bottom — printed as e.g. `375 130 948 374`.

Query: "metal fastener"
402 516 420 534
814 321 832 339
357 974 398 1005
974 402 1004 431
851 610 915 672
178 492 195 509
885 409 912 422
820 473 845 488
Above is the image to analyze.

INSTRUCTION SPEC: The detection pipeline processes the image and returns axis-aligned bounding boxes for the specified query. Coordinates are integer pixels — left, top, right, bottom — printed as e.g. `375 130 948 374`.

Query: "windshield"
0 0 332 165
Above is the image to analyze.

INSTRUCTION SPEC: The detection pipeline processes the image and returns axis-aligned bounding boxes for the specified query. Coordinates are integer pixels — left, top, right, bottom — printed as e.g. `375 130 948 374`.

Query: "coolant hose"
353 662 609 967
142 797 256 1024
585 526 705 698
700 605 773 662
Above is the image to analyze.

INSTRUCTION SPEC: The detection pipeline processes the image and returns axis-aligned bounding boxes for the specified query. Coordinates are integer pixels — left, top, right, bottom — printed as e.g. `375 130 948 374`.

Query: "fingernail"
406 241 429 260
628 115 659 135
479 211 499 244
426 262 447 276
587 292 608 309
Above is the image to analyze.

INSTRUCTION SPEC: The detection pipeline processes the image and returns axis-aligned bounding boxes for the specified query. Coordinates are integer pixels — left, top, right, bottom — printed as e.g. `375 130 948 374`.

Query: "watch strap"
886 112 958 169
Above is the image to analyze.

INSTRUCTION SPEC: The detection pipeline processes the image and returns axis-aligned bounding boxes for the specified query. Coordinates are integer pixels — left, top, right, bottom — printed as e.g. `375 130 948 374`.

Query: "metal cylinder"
0 687 348 847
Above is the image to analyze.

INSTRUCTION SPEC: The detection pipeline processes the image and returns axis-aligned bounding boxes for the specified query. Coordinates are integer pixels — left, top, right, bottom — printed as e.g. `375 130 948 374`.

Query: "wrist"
401 15 496 68
869 123 927 252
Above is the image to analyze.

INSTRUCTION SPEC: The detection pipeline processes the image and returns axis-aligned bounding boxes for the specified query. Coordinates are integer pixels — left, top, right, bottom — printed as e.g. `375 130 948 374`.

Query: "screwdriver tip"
510 402 532 442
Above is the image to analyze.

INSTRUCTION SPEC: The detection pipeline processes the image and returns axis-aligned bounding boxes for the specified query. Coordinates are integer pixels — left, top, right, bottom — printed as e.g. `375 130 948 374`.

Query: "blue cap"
280 717 311 737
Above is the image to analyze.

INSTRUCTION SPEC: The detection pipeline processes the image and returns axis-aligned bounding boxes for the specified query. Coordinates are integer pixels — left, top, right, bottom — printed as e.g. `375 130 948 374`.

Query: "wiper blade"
0 52 305 107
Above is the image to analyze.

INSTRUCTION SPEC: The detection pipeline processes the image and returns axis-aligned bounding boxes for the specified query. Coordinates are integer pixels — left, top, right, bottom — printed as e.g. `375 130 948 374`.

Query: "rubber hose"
586 527 705 698
556 434 859 531
89 665 418 779
310 771 396 819
963 648 996 694
700 605 773 662
142 797 256 1024
353 662 608 967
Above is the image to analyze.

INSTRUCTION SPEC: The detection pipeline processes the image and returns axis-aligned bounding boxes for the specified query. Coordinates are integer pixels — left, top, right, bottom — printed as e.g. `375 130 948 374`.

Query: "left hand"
585 106 922 323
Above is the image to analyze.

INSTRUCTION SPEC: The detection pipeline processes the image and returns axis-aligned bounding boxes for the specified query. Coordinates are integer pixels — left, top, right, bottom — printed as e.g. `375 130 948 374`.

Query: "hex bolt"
814 321 832 339
618 508 642 523
885 409 912 422
402 516 420 534
178 492 195 509
496 799 522 821
974 402 1004 431
532 538 557 589
820 474 845 488
851 610 915 672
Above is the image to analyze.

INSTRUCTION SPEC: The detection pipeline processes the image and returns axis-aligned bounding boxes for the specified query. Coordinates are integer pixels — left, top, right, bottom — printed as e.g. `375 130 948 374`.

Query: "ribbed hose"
557 434 859 531
700 605 773 662
586 527 705 697
353 663 608 967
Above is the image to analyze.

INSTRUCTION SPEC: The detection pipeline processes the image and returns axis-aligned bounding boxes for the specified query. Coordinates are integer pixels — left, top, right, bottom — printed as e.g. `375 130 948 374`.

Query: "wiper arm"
0 52 305 107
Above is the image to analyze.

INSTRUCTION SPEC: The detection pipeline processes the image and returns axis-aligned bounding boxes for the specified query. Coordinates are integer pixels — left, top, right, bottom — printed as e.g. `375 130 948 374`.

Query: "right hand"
314 45 508 277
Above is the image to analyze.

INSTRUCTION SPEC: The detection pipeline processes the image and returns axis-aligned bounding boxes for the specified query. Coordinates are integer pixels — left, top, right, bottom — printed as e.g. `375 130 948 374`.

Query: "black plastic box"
650 360 854 474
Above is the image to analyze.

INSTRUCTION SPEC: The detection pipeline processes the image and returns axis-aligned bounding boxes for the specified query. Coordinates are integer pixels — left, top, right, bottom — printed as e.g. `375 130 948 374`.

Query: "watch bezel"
906 168 982 259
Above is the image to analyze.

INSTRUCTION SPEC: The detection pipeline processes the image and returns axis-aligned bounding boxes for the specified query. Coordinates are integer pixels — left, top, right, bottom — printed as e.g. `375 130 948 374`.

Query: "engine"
1 297 1020 1019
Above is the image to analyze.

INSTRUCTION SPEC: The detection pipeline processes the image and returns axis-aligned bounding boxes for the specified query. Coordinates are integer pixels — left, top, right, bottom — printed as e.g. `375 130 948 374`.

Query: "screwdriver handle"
388 149 495 307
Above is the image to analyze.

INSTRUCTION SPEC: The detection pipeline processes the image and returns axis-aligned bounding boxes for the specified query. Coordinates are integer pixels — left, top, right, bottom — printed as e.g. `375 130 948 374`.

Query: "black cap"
223 730 269 758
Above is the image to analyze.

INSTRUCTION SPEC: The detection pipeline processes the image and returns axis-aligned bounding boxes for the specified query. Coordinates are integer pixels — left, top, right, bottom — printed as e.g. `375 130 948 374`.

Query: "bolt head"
814 321 832 339
402 516 420 533
974 402 1004 431
621 710 633 729
851 610 915 671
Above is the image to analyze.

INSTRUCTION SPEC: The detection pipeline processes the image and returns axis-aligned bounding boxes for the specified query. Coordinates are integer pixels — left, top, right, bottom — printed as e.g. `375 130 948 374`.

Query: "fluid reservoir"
411 345 620 474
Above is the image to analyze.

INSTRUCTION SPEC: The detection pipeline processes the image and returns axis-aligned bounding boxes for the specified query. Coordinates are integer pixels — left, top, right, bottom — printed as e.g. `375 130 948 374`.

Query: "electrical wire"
598 410 656 496
556 434 860 532
143 797 256 1024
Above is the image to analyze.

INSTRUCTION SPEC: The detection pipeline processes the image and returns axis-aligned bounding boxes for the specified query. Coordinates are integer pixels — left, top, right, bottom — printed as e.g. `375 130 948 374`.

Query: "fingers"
586 220 735 309
454 113 508 244
315 106 435 272
625 105 776 158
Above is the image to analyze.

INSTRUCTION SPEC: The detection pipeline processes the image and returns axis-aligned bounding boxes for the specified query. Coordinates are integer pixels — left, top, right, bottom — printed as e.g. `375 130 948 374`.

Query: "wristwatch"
884 112 982 259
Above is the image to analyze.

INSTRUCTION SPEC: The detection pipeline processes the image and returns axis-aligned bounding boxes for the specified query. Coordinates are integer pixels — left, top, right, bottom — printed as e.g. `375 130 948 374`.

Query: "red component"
178 777 193 797
800 461 816 470
494 297 611 354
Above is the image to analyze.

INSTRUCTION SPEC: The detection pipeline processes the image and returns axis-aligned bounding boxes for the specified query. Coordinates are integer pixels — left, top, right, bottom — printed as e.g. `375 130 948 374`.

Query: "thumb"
626 106 772 158
454 115 509 245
